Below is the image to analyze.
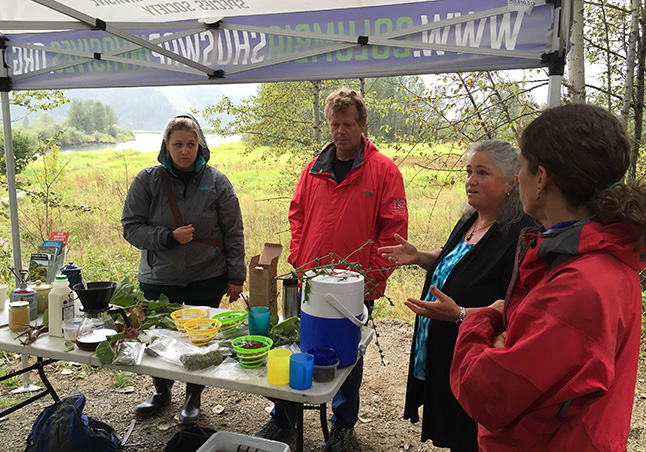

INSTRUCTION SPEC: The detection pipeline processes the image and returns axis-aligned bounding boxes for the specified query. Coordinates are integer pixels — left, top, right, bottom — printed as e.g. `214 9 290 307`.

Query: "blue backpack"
26 393 121 452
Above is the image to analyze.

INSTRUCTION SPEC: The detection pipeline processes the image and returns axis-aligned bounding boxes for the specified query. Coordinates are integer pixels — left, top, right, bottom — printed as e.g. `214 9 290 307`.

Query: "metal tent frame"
1 0 572 272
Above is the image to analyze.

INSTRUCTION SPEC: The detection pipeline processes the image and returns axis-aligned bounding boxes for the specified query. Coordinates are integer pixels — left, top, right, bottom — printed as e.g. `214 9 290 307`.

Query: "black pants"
139 274 228 307
139 274 228 404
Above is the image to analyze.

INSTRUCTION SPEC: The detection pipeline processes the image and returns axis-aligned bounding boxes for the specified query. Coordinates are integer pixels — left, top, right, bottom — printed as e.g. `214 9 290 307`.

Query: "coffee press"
73 281 130 351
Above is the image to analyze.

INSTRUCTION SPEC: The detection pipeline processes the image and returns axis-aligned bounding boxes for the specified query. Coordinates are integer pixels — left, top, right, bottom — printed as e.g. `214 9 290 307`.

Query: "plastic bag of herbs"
269 317 300 347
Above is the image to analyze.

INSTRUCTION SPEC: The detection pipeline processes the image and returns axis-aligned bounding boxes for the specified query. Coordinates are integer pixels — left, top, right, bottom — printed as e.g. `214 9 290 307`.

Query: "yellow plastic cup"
267 348 292 385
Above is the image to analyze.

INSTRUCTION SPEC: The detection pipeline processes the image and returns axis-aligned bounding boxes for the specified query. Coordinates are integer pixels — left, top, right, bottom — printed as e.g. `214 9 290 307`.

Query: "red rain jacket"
288 137 408 298
450 220 645 452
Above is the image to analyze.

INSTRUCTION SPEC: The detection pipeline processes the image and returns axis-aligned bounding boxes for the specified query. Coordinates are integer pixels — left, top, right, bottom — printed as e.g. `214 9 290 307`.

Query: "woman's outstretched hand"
378 233 418 266
404 285 461 322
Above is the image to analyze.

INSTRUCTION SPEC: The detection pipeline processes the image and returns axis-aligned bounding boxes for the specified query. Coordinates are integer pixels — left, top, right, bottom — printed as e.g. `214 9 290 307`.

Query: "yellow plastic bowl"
170 308 208 332
184 318 222 346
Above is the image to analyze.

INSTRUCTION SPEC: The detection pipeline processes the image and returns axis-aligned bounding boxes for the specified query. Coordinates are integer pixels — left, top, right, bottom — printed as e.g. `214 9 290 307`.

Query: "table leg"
35 357 60 403
301 403 329 445
0 357 59 417
319 403 329 441
296 402 304 452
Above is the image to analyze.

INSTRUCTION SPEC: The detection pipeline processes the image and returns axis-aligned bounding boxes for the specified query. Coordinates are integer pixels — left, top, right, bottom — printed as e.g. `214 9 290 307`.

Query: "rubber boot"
133 377 174 417
178 383 204 425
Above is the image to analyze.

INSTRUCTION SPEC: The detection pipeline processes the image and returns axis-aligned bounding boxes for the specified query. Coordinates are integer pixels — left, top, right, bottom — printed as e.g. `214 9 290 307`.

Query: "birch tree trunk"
620 0 639 123
311 80 322 148
567 0 586 102
360 78 367 137
629 0 646 182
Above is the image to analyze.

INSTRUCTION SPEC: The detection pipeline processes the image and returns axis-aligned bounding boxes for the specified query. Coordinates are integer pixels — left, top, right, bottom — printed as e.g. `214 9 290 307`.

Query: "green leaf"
269 310 279 329
269 317 300 347
140 318 157 330
145 300 161 311
63 341 75 352
110 277 137 305
96 340 116 365
160 317 177 330
108 333 124 344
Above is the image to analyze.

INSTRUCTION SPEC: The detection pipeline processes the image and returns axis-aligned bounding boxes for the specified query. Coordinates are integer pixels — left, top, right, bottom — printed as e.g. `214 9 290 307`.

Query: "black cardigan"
403 212 536 449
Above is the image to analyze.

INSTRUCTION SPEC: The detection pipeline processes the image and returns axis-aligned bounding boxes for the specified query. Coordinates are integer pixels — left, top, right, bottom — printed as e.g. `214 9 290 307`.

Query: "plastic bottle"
48 275 72 338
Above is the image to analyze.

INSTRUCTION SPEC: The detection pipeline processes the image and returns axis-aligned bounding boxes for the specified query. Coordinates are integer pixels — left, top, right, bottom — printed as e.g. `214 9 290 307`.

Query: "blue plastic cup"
248 306 270 336
289 353 314 390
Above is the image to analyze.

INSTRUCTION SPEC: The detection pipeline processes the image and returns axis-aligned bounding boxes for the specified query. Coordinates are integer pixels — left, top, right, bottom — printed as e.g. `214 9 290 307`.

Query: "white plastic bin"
196 431 290 452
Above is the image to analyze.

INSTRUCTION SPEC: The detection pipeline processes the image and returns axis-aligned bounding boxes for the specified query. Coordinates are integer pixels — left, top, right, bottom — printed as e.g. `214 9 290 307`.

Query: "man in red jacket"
255 87 408 452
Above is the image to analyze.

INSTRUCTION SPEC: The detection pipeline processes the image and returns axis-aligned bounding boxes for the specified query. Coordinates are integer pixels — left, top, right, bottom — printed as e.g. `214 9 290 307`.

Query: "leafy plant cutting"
94 278 182 364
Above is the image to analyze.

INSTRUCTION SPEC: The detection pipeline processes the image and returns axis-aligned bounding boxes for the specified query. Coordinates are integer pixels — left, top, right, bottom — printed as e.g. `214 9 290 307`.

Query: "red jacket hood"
534 220 645 272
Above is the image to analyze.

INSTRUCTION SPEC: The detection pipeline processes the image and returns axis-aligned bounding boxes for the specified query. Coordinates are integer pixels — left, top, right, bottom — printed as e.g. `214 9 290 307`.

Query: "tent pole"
545 0 571 107
1 55 23 279
2 49 39 394
547 74 563 107
542 50 566 107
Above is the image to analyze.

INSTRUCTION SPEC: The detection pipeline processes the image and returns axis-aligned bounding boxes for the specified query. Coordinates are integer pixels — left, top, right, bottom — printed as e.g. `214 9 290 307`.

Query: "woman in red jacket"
450 103 646 451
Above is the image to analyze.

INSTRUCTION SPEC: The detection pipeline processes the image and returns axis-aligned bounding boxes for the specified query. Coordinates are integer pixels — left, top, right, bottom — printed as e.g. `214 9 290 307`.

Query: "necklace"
465 221 495 241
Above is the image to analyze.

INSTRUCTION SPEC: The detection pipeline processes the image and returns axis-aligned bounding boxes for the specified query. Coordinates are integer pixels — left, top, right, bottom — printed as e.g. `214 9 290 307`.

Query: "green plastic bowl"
212 310 247 330
232 335 273 369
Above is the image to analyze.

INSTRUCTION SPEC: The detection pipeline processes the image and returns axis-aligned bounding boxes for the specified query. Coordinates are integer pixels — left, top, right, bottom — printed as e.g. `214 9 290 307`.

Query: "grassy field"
2 141 473 323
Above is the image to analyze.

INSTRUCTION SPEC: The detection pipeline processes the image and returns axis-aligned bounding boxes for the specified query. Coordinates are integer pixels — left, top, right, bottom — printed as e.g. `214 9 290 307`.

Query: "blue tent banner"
3 0 559 90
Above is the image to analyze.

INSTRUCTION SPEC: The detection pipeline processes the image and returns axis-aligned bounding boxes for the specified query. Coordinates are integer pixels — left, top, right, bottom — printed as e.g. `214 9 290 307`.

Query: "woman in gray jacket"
122 113 246 425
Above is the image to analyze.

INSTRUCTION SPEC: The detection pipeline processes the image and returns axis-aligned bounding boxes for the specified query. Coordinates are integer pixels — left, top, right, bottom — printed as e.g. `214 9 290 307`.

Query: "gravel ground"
0 319 645 452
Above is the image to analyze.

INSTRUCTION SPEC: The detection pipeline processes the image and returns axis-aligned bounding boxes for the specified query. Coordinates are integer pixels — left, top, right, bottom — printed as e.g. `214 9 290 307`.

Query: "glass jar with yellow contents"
9 301 30 332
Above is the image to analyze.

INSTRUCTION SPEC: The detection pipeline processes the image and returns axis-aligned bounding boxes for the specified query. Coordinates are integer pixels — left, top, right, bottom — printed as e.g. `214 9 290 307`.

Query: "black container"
73 281 117 312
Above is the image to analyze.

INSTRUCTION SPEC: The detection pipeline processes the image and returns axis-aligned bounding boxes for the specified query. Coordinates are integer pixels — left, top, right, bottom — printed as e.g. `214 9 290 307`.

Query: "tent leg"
11 354 42 393
547 74 563 107
1 62 23 276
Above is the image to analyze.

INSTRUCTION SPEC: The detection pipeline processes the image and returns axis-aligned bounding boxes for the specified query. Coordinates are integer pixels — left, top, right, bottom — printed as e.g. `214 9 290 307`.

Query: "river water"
60 133 240 153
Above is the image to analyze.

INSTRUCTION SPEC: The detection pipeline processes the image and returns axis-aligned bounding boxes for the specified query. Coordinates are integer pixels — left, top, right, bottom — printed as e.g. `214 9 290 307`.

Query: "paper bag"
248 243 283 312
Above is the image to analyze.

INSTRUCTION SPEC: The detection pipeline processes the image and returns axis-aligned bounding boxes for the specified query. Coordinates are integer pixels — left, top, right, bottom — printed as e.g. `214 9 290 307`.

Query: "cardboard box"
248 243 282 312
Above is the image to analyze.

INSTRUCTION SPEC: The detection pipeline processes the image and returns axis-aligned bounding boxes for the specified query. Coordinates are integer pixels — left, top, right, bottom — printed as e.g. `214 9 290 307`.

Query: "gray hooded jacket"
121 113 246 287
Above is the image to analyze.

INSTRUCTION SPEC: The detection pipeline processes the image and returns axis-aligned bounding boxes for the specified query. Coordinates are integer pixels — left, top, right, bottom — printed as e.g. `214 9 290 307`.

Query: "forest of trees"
1 97 134 177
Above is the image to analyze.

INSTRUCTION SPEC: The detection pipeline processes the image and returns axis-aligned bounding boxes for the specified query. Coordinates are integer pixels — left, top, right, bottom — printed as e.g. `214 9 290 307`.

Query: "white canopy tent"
1 0 572 273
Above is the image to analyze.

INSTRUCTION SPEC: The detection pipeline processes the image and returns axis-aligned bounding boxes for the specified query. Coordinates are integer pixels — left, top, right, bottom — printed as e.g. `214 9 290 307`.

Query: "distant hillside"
11 84 256 132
